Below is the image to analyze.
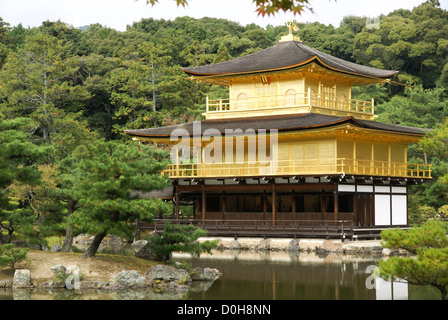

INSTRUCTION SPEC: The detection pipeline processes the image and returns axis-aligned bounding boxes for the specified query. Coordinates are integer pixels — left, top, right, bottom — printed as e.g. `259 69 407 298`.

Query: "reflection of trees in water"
183 253 378 300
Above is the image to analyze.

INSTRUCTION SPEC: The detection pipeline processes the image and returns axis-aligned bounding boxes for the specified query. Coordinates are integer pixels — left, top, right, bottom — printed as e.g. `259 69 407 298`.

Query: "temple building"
125 29 432 239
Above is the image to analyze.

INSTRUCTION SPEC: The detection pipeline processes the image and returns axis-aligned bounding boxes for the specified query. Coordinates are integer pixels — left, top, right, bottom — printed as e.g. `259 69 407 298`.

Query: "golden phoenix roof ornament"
286 21 300 35
280 21 301 42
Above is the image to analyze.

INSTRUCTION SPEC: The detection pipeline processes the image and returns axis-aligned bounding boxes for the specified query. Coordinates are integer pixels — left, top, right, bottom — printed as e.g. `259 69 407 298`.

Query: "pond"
0 249 441 301
175 250 440 300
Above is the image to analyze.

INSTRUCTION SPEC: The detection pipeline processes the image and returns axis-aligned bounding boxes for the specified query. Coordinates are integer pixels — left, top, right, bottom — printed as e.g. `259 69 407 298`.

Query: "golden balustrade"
206 90 374 116
162 159 432 179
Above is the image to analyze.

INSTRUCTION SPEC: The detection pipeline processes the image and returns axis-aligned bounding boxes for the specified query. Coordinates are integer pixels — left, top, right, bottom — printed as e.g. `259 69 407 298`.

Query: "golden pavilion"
125 30 431 239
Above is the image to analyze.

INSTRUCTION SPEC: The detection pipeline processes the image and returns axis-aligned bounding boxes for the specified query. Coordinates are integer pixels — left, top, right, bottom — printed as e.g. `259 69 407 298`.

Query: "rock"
13 269 32 289
51 265 67 279
38 280 65 289
382 247 406 257
50 244 62 252
131 240 158 260
145 265 191 284
166 281 189 293
107 236 123 246
317 240 342 254
12 241 28 248
256 239 271 251
77 281 107 290
288 239 301 251
28 244 42 250
189 280 215 292
342 242 383 254
107 270 146 289
0 279 13 288
228 240 240 250
190 267 222 281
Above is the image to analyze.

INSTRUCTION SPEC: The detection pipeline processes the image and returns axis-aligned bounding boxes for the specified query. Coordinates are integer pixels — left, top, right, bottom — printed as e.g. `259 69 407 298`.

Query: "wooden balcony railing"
162 159 432 179
137 218 355 239
206 89 374 116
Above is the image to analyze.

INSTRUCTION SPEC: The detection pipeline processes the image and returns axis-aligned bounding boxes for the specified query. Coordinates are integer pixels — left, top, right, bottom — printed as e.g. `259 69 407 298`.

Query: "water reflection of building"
375 278 408 300
127 29 431 240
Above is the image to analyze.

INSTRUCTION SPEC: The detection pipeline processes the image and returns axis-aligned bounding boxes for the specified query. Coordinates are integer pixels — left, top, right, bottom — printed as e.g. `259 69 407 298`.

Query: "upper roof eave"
181 40 398 81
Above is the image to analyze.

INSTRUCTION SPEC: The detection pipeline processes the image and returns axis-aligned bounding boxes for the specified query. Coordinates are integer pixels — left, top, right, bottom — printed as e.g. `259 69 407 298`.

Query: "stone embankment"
0 264 222 294
199 237 402 256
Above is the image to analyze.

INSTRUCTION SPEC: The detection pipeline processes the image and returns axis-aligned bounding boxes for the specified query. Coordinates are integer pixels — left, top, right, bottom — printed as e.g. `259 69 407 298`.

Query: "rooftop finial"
287 21 300 35
280 21 301 42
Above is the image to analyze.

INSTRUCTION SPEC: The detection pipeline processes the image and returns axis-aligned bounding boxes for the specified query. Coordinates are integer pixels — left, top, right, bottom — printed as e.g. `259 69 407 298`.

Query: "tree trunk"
82 232 107 258
61 198 76 252
437 285 448 300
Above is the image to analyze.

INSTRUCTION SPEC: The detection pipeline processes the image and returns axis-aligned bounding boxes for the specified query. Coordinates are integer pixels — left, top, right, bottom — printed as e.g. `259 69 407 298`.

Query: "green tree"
68 140 170 257
148 222 219 262
0 244 28 269
77 53 121 139
0 17 11 68
7 164 64 247
353 3 448 89
0 32 90 144
107 59 156 131
0 115 49 243
213 43 232 64
378 220 448 300
375 85 448 129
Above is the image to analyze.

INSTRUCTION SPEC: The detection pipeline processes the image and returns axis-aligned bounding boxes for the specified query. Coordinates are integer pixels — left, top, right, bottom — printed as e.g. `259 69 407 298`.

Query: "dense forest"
1 1 448 252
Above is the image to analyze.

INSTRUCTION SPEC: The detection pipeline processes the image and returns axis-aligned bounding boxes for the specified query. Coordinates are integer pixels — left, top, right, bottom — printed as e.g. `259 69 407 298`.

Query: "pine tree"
68 140 170 257
0 115 50 243
148 222 219 262
379 220 448 300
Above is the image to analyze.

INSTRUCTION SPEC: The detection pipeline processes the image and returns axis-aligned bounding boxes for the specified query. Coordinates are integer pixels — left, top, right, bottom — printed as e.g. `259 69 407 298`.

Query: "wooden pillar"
196 197 201 222
221 191 226 221
171 199 176 218
193 198 197 220
263 191 267 221
175 190 180 222
272 183 276 226
201 185 206 224
334 185 339 221
320 194 326 222
292 190 296 221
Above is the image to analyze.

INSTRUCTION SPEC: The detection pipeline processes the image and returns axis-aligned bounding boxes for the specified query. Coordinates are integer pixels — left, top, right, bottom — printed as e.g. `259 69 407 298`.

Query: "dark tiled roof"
181 41 398 79
124 114 428 138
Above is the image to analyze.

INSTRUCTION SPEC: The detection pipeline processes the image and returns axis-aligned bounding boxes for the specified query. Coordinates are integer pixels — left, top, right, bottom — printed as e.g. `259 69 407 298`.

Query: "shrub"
148 222 219 262
0 244 29 269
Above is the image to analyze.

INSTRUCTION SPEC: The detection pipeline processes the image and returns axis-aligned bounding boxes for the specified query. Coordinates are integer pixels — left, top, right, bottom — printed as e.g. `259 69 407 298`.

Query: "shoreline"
197 237 387 255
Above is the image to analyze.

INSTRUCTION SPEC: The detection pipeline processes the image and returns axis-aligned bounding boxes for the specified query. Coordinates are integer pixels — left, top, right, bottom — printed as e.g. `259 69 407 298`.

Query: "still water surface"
0 250 440 300
177 250 440 300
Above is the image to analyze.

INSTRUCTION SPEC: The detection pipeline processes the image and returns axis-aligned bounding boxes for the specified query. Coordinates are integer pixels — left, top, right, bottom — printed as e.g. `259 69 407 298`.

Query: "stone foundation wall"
198 237 387 255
